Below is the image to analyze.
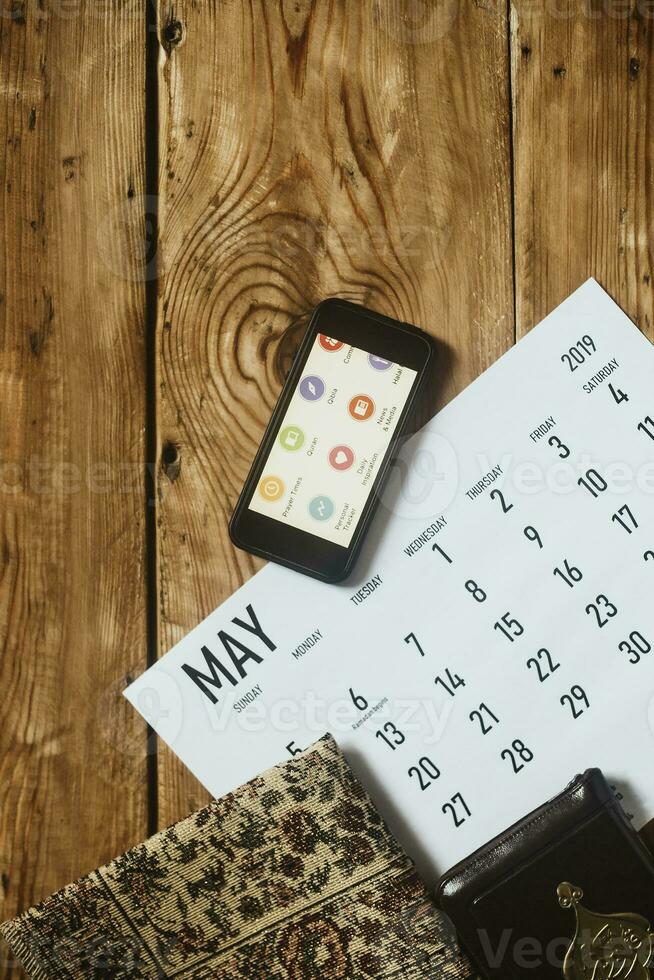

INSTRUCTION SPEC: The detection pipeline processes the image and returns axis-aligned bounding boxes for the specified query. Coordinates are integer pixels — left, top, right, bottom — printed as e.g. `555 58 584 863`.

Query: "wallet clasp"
557 882 654 979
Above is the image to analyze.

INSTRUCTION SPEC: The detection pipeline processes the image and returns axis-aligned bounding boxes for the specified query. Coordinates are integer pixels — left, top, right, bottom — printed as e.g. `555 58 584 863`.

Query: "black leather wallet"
436 769 654 979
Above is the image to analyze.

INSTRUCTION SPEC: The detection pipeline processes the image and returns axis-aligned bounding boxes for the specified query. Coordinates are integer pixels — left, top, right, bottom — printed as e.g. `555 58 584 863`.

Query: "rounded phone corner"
312 296 348 319
319 564 353 585
416 328 437 363
322 546 362 584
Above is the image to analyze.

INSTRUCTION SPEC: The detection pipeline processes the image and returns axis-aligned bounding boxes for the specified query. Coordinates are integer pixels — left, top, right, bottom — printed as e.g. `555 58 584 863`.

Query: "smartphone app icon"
279 426 305 451
309 496 334 521
328 445 355 471
319 335 344 353
368 354 393 371
259 476 284 502
348 394 375 421
299 375 325 401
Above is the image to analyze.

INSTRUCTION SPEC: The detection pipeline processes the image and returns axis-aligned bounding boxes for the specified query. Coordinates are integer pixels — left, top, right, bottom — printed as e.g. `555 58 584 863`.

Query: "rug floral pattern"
1 734 475 979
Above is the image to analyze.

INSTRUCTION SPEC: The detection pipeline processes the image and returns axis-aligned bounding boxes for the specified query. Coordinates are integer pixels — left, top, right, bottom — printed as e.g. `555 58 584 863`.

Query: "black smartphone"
229 299 434 582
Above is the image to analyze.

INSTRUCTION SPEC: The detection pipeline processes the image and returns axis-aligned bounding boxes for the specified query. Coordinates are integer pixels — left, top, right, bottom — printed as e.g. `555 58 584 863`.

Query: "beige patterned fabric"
1 734 475 978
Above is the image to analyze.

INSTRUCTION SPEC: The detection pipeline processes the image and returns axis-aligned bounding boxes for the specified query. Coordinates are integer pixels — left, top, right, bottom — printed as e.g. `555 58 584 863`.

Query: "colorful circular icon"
348 394 375 421
299 375 325 401
259 475 284 502
368 354 393 371
279 425 305 451
319 334 344 353
328 445 355 471
309 495 334 521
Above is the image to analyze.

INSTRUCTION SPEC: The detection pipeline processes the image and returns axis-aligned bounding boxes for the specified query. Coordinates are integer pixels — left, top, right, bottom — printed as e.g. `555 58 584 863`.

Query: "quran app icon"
259 476 284 502
279 426 305 451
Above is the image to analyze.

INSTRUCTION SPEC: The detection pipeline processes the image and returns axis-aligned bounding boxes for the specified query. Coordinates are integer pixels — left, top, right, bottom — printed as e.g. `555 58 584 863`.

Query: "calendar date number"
408 756 441 790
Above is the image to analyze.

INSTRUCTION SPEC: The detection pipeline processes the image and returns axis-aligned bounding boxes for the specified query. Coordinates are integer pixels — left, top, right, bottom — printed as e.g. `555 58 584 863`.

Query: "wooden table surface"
2 1 654 973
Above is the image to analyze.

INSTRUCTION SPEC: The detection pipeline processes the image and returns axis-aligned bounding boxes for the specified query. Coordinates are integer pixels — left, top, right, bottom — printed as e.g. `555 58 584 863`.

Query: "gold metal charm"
558 882 654 979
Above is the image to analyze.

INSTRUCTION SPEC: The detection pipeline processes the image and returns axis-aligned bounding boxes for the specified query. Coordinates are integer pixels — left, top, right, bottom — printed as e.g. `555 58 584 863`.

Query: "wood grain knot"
162 19 184 53
29 288 54 358
62 156 80 182
161 441 181 483
9 1 25 25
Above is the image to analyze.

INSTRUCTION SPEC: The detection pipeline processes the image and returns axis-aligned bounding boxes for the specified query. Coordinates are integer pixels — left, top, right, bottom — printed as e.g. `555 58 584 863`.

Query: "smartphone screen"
247 333 417 546
230 299 433 581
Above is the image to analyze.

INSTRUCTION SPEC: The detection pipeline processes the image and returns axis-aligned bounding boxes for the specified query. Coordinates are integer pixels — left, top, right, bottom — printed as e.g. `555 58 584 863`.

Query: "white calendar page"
125 280 654 884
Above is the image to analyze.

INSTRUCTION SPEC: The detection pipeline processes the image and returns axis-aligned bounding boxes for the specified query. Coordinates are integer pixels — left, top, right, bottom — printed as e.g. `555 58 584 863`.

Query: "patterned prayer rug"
1 734 475 978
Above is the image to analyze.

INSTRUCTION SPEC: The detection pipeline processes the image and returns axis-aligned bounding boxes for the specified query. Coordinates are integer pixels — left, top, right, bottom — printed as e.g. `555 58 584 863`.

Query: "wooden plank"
511 3 654 847
512 1 654 337
156 0 514 823
0 0 149 961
